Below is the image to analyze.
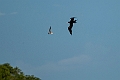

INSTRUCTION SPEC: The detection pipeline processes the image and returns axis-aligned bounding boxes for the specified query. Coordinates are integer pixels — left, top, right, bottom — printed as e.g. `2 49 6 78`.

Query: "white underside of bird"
48 32 53 34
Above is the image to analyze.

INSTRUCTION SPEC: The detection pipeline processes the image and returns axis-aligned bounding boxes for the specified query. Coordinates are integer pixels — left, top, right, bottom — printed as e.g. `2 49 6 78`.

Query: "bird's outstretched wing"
49 26 51 32
68 26 72 35
70 17 76 19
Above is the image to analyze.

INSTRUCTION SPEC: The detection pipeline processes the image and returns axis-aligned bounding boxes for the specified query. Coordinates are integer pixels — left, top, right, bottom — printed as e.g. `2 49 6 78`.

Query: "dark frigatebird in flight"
48 26 53 34
68 17 77 35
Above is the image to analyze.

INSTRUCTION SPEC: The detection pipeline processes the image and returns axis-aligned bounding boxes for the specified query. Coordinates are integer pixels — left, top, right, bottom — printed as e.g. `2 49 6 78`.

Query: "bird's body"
48 26 53 34
68 17 77 35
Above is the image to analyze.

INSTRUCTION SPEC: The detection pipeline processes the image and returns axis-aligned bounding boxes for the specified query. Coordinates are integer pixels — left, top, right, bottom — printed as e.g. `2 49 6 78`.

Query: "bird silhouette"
68 17 77 35
48 26 53 34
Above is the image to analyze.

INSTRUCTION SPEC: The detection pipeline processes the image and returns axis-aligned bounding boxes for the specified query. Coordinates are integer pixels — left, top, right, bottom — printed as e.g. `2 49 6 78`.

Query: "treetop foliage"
0 63 41 80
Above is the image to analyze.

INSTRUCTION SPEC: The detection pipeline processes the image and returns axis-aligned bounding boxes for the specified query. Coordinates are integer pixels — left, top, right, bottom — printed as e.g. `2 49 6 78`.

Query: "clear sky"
0 0 120 80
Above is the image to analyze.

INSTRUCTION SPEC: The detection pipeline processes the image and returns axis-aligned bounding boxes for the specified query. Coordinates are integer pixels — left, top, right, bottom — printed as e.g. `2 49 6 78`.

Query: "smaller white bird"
48 26 53 34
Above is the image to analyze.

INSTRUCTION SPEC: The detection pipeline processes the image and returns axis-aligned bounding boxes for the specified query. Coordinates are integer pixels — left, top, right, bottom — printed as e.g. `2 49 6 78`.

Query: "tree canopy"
0 63 41 80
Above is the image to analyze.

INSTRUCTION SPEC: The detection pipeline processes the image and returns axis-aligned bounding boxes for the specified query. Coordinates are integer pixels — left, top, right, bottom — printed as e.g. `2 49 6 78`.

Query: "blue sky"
0 0 120 80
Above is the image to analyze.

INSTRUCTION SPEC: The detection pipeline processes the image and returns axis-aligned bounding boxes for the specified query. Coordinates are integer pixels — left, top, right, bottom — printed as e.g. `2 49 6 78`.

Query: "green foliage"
0 63 41 80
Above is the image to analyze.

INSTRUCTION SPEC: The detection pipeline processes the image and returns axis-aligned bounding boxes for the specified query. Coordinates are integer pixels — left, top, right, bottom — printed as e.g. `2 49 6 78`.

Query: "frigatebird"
48 26 53 34
68 17 77 35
